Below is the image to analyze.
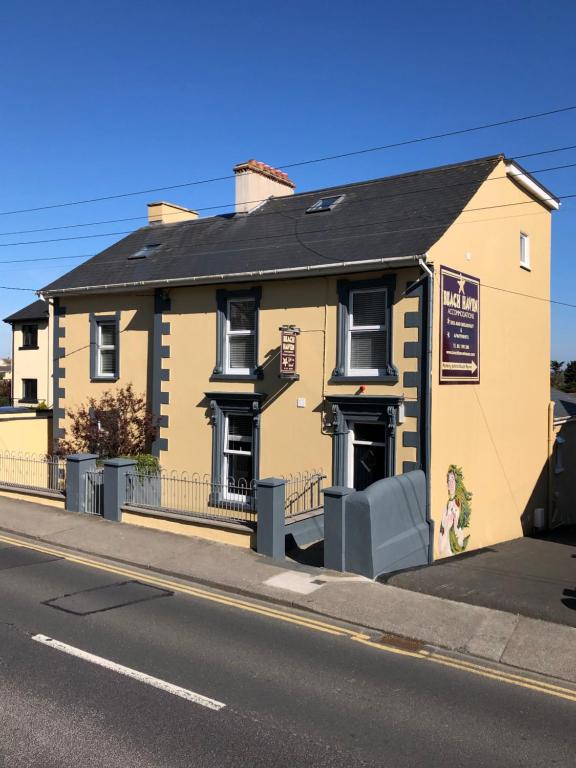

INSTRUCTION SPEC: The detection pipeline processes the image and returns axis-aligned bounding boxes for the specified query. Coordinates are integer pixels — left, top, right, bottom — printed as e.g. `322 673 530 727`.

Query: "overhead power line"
0 158 573 250
0 105 575 218
0 186 572 251
0 148 575 240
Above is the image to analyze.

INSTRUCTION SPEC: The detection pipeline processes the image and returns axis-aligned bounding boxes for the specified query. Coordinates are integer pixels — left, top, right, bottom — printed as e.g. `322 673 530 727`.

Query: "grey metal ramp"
344 470 432 578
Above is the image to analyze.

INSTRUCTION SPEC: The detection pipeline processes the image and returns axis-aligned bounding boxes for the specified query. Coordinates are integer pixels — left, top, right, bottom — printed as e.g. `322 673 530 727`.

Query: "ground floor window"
21 378 38 403
207 392 263 506
223 413 254 499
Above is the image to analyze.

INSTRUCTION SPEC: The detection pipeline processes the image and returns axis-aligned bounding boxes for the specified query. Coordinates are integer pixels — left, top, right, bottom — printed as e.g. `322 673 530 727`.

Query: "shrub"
57 384 158 459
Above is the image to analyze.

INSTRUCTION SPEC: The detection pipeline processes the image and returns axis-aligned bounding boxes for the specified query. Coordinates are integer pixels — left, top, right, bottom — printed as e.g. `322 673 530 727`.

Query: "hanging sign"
279 325 300 380
440 266 480 384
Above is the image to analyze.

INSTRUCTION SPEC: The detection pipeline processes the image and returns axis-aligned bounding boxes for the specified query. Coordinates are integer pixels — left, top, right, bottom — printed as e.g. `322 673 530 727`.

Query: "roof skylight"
128 243 161 260
306 195 345 214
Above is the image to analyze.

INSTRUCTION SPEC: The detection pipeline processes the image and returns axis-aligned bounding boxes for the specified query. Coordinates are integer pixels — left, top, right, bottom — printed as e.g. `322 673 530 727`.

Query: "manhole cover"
44 580 173 615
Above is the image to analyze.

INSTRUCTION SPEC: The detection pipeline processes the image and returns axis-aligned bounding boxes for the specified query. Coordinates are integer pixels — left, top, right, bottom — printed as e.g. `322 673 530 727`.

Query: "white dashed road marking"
32 634 226 711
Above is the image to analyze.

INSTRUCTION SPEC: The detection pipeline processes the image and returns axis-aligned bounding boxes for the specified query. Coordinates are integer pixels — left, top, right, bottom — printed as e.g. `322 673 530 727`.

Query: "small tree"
551 360 564 389
0 378 10 406
57 384 158 459
564 361 576 393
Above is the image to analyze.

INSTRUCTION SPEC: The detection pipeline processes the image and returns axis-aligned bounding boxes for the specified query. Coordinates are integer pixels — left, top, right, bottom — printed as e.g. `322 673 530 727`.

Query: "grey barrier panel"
65 454 98 514
323 486 355 571
103 458 137 522
343 470 430 579
256 478 286 561
286 512 324 549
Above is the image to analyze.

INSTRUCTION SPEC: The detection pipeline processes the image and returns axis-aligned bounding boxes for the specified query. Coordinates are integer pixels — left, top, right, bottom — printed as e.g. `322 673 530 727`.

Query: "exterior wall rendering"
429 159 552 556
52 293 153 440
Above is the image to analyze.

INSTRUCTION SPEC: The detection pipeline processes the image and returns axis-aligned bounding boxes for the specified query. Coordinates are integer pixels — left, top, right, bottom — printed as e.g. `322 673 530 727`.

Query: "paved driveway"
381 527 576 627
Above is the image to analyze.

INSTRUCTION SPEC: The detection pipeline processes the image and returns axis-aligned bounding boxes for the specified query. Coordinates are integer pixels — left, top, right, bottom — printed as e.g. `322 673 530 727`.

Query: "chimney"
233 159 295 213
147 201 199 225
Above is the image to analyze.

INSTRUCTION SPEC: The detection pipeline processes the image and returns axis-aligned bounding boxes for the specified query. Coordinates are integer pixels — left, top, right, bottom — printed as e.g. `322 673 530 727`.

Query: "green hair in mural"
447 464 473 529
439 464 473 556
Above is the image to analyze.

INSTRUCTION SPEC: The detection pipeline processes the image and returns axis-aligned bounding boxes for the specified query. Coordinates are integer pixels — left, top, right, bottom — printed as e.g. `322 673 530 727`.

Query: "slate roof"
42 155 503 295
3 299 49 324
552 388 576 422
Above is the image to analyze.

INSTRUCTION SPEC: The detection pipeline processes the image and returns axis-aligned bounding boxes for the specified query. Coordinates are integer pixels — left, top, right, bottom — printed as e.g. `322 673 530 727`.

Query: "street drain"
377 632 425 653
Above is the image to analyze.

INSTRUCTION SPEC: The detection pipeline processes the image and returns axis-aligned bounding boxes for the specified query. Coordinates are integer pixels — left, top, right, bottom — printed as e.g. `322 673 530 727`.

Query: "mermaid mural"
438 464 472 556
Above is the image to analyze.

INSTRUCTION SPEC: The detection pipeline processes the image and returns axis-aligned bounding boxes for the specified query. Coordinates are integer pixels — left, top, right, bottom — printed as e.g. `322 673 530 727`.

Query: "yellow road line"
426 656 576 703
426 652 576 696
0 534 365 639
1 531 575 703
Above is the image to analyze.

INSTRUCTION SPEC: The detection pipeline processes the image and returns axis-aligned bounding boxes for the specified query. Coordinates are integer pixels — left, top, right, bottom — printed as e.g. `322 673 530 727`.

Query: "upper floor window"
333 277 398 381
226 298 256 374
21 324 38 349
90 313 120 381
213 288 262 380
347 288 388 375
520 232 530 270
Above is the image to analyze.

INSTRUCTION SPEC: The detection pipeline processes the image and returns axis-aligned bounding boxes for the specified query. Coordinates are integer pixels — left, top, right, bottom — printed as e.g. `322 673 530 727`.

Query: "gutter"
38 255 424 298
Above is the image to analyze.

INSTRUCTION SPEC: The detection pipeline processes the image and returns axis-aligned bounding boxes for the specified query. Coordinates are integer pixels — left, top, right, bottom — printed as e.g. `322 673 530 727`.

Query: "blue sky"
0 0 575 360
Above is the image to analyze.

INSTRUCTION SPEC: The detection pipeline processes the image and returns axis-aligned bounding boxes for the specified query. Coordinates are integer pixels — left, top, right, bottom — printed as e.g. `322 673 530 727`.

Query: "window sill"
18 346 39 351
329 374 399 384
210 372 263 382
90 376 119 383
520 263 532 271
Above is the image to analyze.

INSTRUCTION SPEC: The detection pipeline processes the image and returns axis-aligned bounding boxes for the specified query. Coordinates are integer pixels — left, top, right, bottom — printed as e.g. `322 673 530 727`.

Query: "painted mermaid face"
447 471 456 498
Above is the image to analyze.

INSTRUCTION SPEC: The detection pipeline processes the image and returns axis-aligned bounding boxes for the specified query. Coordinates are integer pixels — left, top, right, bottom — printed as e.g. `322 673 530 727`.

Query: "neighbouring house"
0 358 12 382
550 388 576 528
3 300 50 407
38 154 559 559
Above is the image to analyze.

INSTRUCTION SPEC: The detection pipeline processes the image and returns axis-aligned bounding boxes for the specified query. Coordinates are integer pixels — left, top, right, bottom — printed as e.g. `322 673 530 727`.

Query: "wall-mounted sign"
440 266 480 384
279 325 300 380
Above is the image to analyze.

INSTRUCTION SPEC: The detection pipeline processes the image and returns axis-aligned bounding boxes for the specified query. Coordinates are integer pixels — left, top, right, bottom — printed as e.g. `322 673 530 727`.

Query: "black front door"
350 422 387 491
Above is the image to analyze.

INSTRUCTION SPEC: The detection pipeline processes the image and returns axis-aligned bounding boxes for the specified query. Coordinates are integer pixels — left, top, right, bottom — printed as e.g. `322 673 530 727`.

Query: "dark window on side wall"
22 378 37 402
22 324 38 348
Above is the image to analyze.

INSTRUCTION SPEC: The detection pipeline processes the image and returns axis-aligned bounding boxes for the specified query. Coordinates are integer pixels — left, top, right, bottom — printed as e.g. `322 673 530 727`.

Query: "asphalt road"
0 540 574 767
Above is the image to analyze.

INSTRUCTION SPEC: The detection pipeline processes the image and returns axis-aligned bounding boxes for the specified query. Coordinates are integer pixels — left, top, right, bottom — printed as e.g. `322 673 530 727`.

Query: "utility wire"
1 105 575 217
0 149 575 240
0 188 573 250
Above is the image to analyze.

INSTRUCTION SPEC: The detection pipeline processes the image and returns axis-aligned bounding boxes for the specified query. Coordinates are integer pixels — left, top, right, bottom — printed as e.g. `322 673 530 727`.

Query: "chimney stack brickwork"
234 159 295 213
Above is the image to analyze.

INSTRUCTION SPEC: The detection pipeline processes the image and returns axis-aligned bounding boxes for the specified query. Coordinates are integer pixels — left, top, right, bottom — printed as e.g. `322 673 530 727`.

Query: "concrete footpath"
0 494 575 684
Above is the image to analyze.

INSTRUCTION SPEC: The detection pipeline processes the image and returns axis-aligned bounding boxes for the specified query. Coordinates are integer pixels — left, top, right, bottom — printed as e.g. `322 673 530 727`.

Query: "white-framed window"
225 298 256 375
346 288 388 376
222 413 253 500
97 321 117 378
520 232 531 270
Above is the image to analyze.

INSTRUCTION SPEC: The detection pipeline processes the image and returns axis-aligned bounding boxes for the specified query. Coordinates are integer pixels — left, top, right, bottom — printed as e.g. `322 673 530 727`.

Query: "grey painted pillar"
256 478 286 561
65 454 98 513
103 458 136 522
323 486 355 572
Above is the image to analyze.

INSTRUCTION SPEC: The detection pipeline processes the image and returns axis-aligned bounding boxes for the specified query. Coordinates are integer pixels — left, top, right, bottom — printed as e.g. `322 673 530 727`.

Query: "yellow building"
3 300 50 407
40 155 559 559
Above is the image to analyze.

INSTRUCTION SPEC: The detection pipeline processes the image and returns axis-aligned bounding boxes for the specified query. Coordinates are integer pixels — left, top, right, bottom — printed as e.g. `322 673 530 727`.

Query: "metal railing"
124 471 257 524
283 470 326 519
0 451 66 494
84 469 104 516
